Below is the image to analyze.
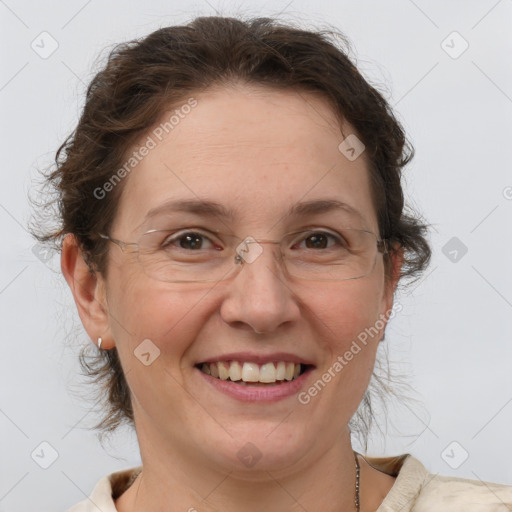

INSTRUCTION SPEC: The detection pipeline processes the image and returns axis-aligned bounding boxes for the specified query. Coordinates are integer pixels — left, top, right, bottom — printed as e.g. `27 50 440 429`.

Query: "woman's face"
98 85 399 474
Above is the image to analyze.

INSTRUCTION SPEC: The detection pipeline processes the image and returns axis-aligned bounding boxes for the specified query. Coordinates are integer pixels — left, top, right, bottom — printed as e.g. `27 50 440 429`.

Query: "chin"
204 424 314 476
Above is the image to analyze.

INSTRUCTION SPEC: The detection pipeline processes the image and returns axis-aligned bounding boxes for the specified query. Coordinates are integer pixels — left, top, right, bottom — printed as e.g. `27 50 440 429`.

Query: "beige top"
67 454 512 511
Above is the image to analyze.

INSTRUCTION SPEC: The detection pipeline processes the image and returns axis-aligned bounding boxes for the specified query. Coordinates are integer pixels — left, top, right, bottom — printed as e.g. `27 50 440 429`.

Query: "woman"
35 15 511 511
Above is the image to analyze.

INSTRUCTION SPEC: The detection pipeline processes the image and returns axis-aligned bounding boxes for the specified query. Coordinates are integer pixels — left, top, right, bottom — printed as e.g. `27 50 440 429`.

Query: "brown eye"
178 233 205 250
304 233 330 249
162 231 215 251
297 232 342 250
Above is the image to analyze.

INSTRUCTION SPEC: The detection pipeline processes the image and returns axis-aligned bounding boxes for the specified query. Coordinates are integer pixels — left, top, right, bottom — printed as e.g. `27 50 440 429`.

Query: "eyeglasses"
98 227 387 283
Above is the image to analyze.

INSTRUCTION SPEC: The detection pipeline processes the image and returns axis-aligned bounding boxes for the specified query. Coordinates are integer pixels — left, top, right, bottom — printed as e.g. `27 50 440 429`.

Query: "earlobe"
60 233 115 349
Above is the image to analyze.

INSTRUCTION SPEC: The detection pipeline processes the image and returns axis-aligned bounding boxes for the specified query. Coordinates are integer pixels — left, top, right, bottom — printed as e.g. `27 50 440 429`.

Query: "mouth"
195 361 313 386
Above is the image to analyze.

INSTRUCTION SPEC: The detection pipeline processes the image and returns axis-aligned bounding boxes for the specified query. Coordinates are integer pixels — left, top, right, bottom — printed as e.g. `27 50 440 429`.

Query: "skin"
62 84 402 512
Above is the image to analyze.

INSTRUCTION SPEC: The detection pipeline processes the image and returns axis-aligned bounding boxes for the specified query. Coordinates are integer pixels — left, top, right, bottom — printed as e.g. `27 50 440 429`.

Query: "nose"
219 241 301 334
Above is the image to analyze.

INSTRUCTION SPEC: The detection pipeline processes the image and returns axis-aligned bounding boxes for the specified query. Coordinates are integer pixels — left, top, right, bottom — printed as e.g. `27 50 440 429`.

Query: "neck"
118 426 360 512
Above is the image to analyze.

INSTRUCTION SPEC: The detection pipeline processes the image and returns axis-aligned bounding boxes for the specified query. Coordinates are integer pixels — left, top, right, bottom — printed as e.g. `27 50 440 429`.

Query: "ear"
61 233 115 349
385 244 404 302
380 244 404 327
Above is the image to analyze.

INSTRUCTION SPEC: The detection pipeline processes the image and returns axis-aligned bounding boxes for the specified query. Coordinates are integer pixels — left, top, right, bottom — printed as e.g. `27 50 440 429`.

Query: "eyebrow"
143 198 364 224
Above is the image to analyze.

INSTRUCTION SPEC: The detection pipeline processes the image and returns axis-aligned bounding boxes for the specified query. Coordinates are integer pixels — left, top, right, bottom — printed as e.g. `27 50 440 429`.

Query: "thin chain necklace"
129 452 361 511
354 450 361 511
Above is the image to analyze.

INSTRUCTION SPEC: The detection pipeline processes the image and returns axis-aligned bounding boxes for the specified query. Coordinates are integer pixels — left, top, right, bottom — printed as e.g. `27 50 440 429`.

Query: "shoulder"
66 466 142 512
369 454 512 512
414 470 512 512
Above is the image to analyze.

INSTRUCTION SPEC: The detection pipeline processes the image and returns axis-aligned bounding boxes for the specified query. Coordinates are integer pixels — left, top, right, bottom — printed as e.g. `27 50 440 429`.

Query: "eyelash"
162 230 218 250
161 229 346 250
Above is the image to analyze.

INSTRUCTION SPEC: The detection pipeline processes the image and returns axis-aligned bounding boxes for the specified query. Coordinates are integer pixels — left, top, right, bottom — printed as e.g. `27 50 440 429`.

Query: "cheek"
105 275 210 416
301 280 385 418
107 266 214 362
304 276 385 353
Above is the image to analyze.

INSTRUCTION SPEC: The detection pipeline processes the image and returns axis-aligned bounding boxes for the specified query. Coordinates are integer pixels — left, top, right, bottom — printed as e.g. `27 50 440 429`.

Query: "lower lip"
196 367 314 402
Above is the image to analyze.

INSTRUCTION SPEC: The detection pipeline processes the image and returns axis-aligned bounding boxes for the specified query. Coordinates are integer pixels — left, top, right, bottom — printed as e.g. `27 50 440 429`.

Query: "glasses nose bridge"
233 236 286 269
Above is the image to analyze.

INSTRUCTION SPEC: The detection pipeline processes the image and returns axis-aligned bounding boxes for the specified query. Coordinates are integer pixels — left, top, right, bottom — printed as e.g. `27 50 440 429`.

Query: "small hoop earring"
97 337 102 349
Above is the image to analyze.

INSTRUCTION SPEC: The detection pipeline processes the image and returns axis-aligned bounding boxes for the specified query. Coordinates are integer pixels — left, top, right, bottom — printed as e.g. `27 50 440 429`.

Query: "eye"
162 230 218 251
294 231 347 250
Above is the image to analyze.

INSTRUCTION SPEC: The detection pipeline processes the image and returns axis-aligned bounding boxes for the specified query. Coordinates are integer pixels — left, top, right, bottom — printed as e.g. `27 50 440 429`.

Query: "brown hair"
32 15 431 446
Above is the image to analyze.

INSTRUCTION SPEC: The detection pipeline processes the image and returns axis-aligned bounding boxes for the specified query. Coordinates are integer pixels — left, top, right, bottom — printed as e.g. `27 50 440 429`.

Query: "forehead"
112 85 377 235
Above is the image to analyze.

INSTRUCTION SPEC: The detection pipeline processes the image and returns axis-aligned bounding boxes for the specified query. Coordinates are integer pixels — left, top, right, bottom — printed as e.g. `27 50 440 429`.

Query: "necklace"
354 451 361 512
128 453 361 511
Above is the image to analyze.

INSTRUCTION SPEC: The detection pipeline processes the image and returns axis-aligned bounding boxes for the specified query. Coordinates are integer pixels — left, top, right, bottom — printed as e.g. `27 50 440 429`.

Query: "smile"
196 361 310 385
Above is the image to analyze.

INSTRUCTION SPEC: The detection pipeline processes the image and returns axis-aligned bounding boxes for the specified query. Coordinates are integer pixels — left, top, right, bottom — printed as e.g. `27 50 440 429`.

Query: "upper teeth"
200 361 302 383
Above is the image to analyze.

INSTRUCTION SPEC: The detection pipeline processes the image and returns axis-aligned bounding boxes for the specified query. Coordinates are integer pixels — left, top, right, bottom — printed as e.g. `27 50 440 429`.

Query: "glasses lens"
136 228 380 283
282 228 379 281
137 229 236 283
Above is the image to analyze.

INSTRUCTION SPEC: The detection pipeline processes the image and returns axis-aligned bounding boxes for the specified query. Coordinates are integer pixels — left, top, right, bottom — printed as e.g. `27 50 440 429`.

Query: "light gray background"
1 0 511 510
